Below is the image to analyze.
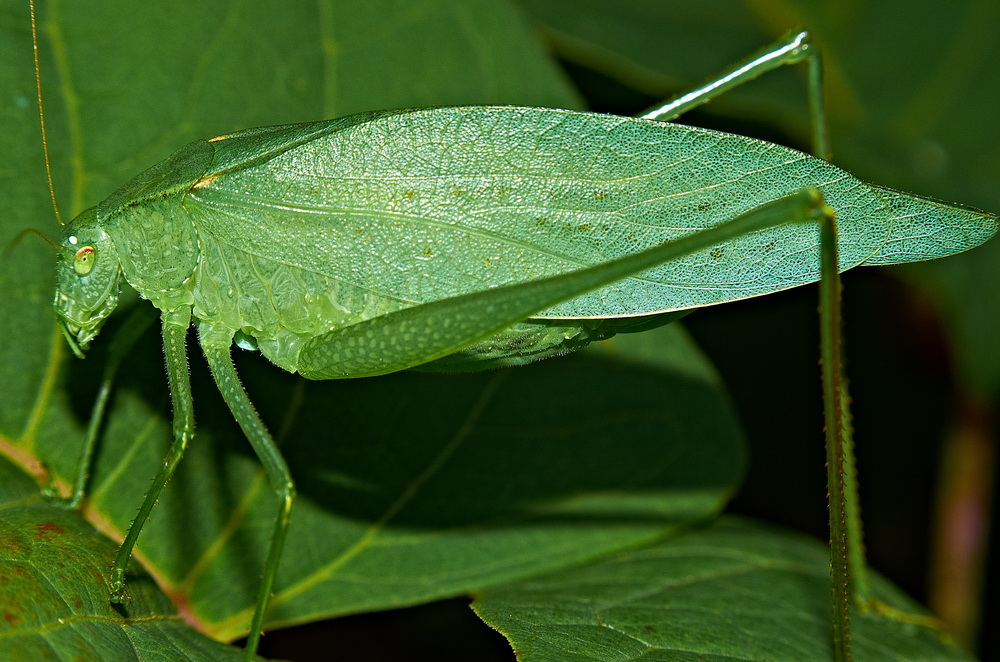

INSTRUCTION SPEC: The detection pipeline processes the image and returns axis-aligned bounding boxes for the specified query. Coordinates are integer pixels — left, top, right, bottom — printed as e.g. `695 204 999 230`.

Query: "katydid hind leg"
109 310 195 602
629 28 864 657
203 189 830 659
640 28 830 158
818 204 853 661
643 25 867 634
200 326 295 662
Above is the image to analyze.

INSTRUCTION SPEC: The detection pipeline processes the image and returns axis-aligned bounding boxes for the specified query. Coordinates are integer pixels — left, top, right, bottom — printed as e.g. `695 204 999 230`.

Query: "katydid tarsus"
25 4 997 660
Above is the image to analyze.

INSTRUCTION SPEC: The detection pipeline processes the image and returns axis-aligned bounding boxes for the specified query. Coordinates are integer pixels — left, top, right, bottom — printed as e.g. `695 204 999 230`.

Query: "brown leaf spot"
34 521 65 539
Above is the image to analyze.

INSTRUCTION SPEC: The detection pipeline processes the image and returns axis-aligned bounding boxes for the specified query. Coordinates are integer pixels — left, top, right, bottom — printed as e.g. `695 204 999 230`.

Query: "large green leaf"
473 517 972 661
91 324 745 641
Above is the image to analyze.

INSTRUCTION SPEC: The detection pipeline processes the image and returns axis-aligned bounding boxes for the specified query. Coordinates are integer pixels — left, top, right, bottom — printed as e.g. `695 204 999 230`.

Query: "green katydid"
22 3 997 660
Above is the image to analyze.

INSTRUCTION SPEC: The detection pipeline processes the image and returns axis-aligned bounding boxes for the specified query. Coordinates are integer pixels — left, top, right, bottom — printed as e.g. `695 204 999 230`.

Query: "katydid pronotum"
20 4 998 660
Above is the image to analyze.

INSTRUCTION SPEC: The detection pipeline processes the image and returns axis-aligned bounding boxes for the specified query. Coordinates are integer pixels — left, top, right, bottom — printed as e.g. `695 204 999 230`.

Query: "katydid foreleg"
40 305 154 507
109 311 195 603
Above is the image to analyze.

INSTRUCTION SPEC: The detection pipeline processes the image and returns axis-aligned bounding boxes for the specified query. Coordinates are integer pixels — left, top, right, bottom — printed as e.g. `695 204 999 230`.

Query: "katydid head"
53 207 123 353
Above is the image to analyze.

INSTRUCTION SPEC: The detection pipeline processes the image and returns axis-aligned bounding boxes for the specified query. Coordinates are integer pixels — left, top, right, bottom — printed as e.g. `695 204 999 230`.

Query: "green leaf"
519 0 797 122
0 455 251 661
473 516 974 661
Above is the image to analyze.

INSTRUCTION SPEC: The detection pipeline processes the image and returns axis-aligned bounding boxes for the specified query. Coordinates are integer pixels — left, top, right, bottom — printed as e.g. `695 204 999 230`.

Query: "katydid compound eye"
74 246 96 276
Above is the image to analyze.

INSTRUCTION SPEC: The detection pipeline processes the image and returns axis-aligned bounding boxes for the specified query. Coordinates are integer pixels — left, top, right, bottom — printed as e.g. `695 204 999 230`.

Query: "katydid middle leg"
104 310 295 661
199 325 295 662
109 309 196 604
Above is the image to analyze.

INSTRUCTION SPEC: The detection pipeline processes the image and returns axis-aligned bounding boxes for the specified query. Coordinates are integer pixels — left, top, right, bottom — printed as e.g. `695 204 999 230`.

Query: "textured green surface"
291 190 828 378
474 517 973 661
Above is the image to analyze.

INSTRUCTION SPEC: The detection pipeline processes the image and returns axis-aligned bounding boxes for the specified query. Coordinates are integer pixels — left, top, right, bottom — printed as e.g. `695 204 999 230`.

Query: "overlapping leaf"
474 517 972 661
0 456 250 661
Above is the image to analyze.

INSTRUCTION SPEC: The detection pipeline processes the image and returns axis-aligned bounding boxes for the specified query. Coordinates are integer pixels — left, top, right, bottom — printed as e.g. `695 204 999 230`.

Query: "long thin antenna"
29 0 64 226
5 227 68 255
